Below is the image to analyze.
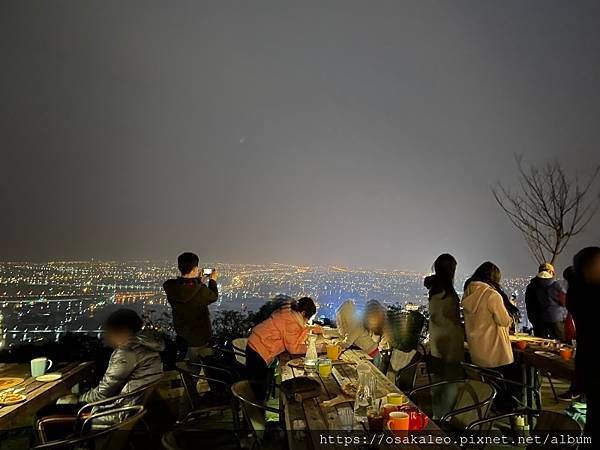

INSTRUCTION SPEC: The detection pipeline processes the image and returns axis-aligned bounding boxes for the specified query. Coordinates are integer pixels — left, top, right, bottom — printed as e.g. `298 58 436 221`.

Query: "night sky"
1 1 599 276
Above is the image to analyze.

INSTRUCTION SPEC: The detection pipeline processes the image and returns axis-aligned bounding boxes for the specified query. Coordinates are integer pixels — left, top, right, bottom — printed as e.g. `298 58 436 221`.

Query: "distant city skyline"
2 1 600 276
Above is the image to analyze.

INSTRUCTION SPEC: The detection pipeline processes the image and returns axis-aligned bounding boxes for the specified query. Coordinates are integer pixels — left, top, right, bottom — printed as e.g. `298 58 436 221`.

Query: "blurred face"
104 328 132 348
366 310 385 332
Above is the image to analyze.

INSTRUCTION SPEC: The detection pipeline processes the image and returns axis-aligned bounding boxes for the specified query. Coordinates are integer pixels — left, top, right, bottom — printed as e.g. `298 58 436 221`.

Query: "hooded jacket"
525 277 567 325
428 290 465 364
79 331 164 423
247 307 309 365
335 300 379 357
163 277 218 347
462 281 513 368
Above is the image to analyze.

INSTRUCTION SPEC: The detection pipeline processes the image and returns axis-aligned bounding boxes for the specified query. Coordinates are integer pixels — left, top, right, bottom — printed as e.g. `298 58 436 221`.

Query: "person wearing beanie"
525 262 567 340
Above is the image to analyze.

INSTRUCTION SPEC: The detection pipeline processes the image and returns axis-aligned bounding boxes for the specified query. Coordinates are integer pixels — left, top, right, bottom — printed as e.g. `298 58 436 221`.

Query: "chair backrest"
75 380 159 431
450 379 496 430
409 379 496 430
33 406 146 450
176 361 233 410
231 381 270 433
232 337 248 365
466 409 582 449
533 410 582 433
395 351 423 392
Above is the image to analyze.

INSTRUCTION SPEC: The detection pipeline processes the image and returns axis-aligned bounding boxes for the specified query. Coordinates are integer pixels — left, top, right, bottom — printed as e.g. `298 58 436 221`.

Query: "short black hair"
104 309 143 334
178 252 199 275
291 297 317 318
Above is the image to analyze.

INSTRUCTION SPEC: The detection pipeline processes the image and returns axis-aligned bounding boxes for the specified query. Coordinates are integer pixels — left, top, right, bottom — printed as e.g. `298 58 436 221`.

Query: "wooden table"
0 361 94 431
280 349 444 450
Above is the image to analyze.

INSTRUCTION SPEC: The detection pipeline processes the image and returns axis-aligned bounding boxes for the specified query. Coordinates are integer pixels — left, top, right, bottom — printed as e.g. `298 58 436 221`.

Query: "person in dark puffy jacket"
79 309 164 406
39 309 163 440
525 263 567 340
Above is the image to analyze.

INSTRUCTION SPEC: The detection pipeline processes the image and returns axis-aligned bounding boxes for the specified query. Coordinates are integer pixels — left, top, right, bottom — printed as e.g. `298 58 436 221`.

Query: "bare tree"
492 156 600 265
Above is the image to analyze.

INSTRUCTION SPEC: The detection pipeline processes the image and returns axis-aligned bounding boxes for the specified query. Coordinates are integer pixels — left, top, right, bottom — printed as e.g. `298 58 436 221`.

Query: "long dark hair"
465 261 519 316
424 253 458 300
290 297 317 318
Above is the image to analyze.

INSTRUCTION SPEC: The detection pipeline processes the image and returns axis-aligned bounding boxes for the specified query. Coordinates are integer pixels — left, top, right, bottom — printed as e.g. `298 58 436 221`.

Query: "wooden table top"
280 349 443 450
0 361 94 431
512 345 575 381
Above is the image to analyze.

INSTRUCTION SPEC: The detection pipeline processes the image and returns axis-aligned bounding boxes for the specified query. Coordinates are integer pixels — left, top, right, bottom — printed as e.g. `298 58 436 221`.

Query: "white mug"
31 357 53 377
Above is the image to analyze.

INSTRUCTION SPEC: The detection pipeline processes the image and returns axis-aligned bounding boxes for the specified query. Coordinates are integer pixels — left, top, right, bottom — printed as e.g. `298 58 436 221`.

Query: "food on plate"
0 377 24 390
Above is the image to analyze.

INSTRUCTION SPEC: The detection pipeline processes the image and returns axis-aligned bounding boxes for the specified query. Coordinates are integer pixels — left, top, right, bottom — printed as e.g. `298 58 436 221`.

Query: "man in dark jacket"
163 252 219 361
525 263 567 340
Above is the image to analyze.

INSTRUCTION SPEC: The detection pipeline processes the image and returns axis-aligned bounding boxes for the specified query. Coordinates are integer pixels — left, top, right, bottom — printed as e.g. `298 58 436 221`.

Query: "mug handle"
386 420 393 430
46 359 53 371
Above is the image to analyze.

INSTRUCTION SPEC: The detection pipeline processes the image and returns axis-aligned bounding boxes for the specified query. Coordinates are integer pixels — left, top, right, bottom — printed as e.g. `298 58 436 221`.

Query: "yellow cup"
387 392 408 405
317 358 333 378
326 344 343 361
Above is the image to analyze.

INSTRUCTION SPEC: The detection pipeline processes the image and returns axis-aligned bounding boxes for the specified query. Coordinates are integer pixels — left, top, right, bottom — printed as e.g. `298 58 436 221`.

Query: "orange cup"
387 411 410 431
560 347 573 361
515 340 527 350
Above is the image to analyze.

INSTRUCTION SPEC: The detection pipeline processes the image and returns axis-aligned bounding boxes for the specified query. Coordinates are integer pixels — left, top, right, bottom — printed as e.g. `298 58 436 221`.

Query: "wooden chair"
409 379 496 431
32 405 145 450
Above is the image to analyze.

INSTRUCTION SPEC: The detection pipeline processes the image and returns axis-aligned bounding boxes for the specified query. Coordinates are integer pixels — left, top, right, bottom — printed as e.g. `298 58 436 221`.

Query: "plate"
534 351 558 358
0 393 26 406
36 373 62 382
0 377 25 390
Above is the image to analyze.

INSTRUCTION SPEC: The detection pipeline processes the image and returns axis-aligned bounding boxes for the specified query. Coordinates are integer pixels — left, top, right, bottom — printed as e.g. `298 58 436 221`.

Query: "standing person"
462 262 514 369
567 247 600 438
163 252 219 362
424 254 464 418
525 263 567 340
424 254 464 374
246 297 320 401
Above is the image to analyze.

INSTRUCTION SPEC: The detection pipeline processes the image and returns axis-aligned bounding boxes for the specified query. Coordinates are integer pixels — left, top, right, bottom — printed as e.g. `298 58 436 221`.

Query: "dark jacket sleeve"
525 284 538 325
196 279 218 306
79 348 136 403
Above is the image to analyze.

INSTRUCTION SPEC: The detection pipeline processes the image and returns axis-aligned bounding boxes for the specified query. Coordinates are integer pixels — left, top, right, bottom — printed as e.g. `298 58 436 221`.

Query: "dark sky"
1 1 599 276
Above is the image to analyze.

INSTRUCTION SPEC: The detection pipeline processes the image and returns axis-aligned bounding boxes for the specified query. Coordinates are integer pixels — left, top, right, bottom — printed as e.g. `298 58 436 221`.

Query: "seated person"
246 297 321 402
364 299 390 350
37 309 164 442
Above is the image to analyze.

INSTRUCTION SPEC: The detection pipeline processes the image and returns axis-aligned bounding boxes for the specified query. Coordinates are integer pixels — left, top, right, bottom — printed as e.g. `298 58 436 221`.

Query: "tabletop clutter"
282 334 432 433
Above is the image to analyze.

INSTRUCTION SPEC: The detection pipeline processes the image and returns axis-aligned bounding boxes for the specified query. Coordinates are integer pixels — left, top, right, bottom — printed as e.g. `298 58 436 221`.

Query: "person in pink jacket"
246 297 319 401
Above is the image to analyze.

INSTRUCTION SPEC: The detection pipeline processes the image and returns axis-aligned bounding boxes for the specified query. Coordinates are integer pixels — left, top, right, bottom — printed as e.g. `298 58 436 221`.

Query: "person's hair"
424 253 458 300
465 261 519 317
104 309 143 334
465 261 502 288
364 299 386 333
573 247 600 277
178 252 199 275
290 297 317 318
